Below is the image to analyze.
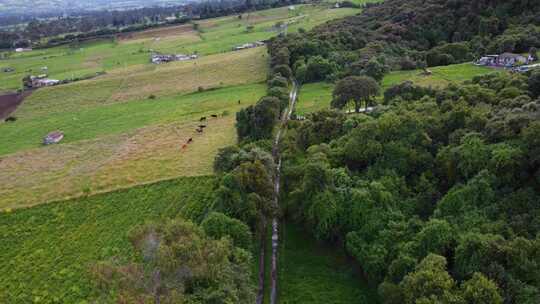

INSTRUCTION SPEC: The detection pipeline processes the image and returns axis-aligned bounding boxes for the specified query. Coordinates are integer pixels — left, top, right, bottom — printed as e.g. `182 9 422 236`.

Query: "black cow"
211 114 218 118
196 128 204 133
198 125 207 129
199 117 207 122
5 117 17 122
187 138 193 143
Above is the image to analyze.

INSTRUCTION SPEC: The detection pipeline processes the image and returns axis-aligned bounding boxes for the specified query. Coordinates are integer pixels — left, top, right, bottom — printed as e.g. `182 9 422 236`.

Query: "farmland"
0 4 361 93
0 3 379 303
0 3 366 208
295 63 499 115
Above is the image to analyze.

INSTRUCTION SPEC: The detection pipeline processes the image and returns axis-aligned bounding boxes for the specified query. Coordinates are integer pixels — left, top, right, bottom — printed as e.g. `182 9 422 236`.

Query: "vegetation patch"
0 176 216 303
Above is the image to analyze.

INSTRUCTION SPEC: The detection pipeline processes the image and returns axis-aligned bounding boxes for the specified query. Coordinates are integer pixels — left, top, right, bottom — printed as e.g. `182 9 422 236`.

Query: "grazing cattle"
182 144 188 149
5 116 17 122
199 117 207 122
198 125 207 129
187 138 193 143
211 114 218 118
196 128 204 133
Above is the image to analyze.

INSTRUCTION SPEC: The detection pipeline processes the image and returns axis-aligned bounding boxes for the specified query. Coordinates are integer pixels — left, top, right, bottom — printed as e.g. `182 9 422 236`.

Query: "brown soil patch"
0 91 32 120
118 24 195 41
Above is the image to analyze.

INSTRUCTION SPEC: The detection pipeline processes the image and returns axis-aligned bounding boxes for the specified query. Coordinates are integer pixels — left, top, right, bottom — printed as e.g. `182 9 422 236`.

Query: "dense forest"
279 70 540 304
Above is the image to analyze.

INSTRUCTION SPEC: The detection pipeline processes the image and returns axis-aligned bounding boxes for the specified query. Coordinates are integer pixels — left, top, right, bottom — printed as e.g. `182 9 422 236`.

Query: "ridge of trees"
268 0 540 85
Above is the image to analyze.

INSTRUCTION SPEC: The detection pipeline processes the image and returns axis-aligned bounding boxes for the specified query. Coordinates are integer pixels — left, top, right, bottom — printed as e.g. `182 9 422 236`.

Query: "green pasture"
296 63 499 115
0 83 265 156
0 176 216 303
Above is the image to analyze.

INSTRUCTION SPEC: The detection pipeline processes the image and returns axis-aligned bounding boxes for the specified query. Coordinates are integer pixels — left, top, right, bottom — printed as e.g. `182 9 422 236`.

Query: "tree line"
0 0 300 49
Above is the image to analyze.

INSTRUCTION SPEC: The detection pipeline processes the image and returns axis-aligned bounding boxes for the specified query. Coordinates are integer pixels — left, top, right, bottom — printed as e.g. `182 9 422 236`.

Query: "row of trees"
279 70 540 303
236 44 292 141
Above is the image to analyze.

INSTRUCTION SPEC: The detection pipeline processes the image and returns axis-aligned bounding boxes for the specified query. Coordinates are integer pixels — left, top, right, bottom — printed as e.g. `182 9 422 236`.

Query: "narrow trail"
270 80 299 304
256 79 298 304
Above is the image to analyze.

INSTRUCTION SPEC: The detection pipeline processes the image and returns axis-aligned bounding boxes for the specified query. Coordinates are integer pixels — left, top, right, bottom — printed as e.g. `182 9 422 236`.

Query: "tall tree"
332 76 380 113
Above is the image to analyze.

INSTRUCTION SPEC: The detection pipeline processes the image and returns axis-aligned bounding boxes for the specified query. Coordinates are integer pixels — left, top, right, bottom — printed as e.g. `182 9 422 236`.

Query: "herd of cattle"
181 114 220 150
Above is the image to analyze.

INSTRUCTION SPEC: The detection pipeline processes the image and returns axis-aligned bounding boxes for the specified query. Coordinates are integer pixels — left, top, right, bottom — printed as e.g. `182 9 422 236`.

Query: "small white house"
15 48 32 53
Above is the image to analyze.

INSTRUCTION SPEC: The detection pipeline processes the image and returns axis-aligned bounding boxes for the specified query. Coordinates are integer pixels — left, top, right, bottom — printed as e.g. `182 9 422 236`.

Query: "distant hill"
0 0 190 16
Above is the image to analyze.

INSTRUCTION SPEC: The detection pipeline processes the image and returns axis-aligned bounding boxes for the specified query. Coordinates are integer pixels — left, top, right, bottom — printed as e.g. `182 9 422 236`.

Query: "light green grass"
0 176 216 304
279 223 378 303
296 63 499 115
0 83 266 156
381 63 498 89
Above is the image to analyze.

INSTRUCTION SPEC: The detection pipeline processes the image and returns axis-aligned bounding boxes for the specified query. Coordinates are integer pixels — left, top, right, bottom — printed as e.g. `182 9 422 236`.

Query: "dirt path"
270 80 298 304
256 80 298 304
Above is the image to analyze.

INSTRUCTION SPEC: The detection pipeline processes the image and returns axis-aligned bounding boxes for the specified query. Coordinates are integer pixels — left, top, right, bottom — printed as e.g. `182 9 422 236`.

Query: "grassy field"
296 63 499 115
0 83 266 209
0 4 361 93
0 3 365 208
279 223 378 303
0 176 216 304
0 47 267 208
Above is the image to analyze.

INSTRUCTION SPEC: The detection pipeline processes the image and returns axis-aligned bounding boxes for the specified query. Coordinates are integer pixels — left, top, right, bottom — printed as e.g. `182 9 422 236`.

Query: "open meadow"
295 63 499 115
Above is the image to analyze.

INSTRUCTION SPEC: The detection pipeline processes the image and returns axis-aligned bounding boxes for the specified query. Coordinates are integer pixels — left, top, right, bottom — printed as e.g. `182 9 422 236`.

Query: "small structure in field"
233 41 265 51
151 53 198 64
43 131 64 145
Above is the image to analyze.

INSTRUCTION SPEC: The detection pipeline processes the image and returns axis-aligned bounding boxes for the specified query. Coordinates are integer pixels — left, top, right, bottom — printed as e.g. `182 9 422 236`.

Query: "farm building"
233 41 265 51
15 48 32 53
151 53 198 64
475 53 531 67
28 75 60 88
43 131 64 145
